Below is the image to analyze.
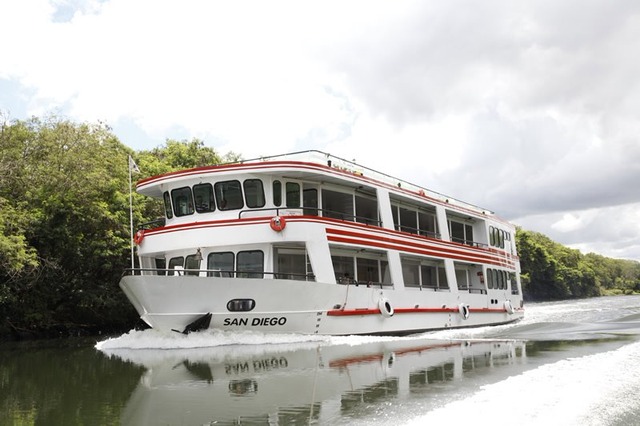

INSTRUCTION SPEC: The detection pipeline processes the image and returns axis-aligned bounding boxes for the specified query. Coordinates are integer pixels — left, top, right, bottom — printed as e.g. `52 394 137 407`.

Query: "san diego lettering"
223 317 287 327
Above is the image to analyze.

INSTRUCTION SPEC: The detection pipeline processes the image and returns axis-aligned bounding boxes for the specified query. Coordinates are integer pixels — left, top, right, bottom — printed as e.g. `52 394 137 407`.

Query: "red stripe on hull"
327 307 510 316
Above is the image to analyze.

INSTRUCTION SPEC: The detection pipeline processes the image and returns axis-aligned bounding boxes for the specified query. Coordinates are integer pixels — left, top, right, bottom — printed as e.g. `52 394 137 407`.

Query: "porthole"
227 299 256 312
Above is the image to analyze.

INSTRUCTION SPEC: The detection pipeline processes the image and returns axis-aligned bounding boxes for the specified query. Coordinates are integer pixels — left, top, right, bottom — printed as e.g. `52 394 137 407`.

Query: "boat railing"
138 218 166 230
236 150 493 215
337 278 394 289
450 236 489 249
394 224 441 239
404 284 451 292
123 268 316 281
238 207 384 227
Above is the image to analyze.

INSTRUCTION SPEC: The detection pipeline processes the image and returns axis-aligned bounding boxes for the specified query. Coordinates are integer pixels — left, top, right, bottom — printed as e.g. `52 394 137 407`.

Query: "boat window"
286 182 301 208
243 179 265 208
273 180 282 207
438 265 449 289
391 205 399 230
332 255 355 284
215 180 244 210
450 221 465 243
193 183 215 213
418 211 437 238
303 188 318 216
401 257 449 289
355 195 378 225
399 207 418 234
322 189 354 221
163 192 173 219
227 299 256 312
237 250 264 279
456 268 469 290
168 256 184 276
421 265 437 288
510 272 519 294
466 224 474 245
489 226 507 249
171 187 194 217
185 253 201 276
276 248 313 281
487 269 494 289
356 257 380 284
207 252 234 277
155 258 166 276
401 259 420 287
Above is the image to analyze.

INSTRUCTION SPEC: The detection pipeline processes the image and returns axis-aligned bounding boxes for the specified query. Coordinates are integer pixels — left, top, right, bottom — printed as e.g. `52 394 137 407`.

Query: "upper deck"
137 150 494 218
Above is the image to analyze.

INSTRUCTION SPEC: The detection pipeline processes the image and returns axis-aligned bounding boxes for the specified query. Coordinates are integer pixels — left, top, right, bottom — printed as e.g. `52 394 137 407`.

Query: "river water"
2 295 640 425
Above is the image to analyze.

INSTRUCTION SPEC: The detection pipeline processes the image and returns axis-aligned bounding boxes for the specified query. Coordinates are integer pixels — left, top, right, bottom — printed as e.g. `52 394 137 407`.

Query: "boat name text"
223 316 287 327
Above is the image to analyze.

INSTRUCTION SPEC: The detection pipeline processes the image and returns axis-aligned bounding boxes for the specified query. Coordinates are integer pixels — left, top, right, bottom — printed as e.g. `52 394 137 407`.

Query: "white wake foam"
403 340 640 426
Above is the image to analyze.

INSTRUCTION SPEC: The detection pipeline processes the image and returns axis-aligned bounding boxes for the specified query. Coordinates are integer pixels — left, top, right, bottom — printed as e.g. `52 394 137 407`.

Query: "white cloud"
1 0 640 260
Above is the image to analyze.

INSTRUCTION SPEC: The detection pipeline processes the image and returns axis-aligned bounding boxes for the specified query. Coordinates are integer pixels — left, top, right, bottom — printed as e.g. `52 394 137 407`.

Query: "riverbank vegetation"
1 115 639 338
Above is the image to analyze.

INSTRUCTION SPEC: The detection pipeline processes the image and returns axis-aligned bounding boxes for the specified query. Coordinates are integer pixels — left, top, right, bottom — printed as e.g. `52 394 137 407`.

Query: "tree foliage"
516 228 640 301
0 116 229 337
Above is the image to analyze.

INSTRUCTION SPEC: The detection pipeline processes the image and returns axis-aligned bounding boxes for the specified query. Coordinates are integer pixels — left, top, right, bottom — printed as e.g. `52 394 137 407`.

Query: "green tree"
0 116 135 335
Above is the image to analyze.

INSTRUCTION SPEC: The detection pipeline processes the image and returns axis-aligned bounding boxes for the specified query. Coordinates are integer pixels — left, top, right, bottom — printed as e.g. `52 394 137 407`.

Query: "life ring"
503 300 514 314
270 216 286 232
133 230 145 245
458 303 470 320
378 297 394 318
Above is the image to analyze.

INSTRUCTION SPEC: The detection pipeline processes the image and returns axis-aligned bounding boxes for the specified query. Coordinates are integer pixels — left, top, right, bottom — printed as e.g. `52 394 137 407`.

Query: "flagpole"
129 155 135 270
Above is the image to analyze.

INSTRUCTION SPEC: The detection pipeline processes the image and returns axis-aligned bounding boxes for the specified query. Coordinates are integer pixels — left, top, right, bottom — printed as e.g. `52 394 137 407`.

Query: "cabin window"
438 265 449 289
399 207 418 234
391 205 398 228
303 188 318 216
243 179 265 208
356 257 380 284
421 265 437 288
450 221 465 243
185 253 201 276
331 249 390 286
171 187 194 217
322 189 354 221
276 247 313 280
418 212 437 237
486 268 510 290
489 226 506 248
401 257 449 289
286 182 301 208
273 180 282 207
207 252 234 277
455 268 469 290
163 192 173 219
355 195 378 225
215 180 244 210
193 183 215 213
332 255 355 284
401 259 420 287
237 250 264 279
510 272 519 294
168 256 184 276
155 258 166 276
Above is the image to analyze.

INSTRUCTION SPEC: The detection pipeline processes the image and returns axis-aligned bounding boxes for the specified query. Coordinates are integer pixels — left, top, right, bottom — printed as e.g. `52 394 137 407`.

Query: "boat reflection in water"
103 337 526 425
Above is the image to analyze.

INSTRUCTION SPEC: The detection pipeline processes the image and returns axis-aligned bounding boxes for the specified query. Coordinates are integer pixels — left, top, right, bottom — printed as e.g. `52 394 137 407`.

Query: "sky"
1 0 639 260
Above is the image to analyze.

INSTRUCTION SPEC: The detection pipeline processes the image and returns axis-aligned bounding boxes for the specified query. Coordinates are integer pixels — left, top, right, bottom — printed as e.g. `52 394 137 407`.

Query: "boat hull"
120 275 524 335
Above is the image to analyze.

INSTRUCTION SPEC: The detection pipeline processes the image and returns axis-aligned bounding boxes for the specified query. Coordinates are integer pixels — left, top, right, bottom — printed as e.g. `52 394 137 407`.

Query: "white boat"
120 150 524 334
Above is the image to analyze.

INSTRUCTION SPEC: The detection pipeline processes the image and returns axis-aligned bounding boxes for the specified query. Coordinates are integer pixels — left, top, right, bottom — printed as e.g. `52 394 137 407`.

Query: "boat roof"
136 150 494 216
